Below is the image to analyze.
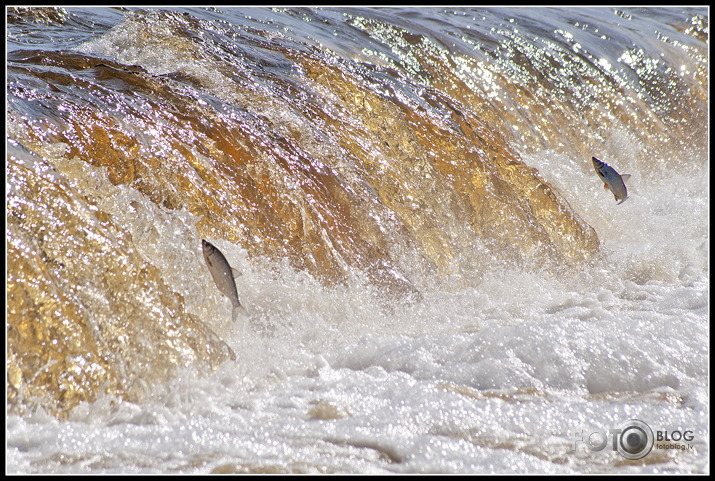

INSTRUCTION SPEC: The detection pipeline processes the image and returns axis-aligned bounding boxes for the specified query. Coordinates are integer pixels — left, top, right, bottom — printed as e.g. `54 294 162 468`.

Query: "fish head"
202 239 216 265
202 238 216 252
592 157 607 177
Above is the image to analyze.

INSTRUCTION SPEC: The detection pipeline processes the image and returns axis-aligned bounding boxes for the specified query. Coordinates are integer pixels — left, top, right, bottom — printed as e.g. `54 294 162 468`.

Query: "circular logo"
615 419 654 460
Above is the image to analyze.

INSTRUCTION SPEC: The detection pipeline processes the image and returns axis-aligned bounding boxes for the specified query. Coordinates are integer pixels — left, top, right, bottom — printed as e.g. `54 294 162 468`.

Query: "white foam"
9 154 708 472
8 7 708 475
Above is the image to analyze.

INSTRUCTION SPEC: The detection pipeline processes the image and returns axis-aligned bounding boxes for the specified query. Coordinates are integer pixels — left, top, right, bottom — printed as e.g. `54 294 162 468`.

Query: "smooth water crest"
6 7 708 474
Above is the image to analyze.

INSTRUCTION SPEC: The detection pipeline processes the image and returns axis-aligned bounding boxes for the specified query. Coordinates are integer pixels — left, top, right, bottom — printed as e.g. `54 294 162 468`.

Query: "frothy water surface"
7 6 708 473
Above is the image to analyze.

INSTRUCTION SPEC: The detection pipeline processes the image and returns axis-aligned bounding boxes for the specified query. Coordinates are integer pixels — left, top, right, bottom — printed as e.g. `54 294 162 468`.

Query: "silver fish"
592 157 631 204
202 239 246 323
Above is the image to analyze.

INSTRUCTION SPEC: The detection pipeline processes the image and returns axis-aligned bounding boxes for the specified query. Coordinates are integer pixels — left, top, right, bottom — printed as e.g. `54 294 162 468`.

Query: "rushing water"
6 7 709 474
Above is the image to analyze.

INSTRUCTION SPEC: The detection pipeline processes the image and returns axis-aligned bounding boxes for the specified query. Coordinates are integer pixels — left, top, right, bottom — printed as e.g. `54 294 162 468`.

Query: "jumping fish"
592 157 631 204
202 239 246 323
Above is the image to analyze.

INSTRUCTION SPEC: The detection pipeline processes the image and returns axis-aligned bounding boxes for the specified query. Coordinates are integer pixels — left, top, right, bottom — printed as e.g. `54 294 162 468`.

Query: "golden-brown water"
6 8 709 473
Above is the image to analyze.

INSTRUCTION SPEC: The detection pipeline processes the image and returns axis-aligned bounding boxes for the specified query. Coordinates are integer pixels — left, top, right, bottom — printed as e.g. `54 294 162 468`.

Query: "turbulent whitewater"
6 7 709 474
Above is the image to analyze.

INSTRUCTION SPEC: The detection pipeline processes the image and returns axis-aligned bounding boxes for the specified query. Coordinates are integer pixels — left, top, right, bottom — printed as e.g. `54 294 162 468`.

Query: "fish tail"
231 304 248 328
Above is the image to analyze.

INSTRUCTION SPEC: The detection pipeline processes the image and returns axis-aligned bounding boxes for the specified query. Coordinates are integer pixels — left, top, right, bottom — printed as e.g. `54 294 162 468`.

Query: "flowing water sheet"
7 6 708 474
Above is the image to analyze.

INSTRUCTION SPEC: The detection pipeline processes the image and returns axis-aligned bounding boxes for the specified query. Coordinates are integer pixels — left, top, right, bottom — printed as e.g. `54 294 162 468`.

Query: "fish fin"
231 267 242 278
603 183 609 190
620 174 631 183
